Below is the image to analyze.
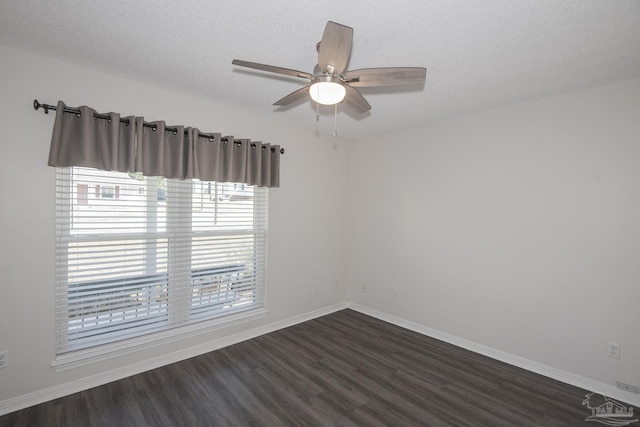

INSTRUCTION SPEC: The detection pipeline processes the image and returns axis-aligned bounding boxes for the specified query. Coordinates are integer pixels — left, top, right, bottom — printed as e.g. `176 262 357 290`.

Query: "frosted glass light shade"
309 79 346 105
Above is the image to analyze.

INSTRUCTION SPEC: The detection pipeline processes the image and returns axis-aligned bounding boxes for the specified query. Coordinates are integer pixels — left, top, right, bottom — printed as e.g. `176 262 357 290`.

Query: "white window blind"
55 167 267 354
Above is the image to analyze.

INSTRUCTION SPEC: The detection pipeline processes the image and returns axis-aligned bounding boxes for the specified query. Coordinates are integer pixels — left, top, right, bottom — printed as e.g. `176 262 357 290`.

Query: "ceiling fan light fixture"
309 76 346 105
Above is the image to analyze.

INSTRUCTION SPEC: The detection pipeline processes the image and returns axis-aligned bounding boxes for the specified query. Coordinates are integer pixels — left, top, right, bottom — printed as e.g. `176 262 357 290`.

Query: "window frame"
52 167 269 370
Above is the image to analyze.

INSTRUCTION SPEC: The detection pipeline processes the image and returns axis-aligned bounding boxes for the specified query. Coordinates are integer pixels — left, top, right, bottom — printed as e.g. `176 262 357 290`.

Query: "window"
77 184 88 205
55 167 268 355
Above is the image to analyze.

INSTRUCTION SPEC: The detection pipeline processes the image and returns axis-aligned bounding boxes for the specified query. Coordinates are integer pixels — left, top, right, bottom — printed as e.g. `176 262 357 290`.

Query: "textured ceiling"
1 1 639 139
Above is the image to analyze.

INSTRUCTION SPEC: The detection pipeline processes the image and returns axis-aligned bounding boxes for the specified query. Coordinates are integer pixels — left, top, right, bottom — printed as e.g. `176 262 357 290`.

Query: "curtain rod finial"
33 99 50 114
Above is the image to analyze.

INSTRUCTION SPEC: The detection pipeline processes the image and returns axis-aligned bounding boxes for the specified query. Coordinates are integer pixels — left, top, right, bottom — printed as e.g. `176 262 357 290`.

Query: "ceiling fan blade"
343 67 427 87
232 59 313 80
343 84 371 113
273 86 310 106
317 21 353 75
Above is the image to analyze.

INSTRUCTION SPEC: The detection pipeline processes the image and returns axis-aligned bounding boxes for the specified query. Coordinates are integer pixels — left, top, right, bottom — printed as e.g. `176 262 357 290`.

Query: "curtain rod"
33 99 285 154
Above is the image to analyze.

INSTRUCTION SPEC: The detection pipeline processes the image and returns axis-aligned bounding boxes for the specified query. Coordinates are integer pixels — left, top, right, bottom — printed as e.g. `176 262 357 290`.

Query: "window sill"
51 307 268 372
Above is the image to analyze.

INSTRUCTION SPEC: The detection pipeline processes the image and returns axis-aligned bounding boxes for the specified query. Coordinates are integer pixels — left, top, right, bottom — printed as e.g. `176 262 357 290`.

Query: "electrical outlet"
361 285 366 293
311 284 317 294
608 342 620 359
393 288 399 299
0 351 8 369
616 381 640 394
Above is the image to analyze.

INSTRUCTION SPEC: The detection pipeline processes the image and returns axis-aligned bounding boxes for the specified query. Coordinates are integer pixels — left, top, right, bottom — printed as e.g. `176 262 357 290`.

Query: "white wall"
2 40 639 410
348 76 640 392
0 44 348 404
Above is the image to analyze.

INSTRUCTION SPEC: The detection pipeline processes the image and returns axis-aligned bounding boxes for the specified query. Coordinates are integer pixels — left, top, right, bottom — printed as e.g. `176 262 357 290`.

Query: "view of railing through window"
55 167 267 354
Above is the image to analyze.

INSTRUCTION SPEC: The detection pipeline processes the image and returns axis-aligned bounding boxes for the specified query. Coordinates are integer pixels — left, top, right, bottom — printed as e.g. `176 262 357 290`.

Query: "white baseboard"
3 300 637 416
347 302 640 408
0 302 348 416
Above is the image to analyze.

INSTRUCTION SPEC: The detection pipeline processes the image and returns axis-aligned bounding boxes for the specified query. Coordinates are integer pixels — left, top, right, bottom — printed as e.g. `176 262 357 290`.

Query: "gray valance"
47 101 281 187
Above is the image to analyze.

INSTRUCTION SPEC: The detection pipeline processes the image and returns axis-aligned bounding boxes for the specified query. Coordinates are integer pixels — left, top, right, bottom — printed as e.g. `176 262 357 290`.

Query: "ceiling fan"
232 21 426 115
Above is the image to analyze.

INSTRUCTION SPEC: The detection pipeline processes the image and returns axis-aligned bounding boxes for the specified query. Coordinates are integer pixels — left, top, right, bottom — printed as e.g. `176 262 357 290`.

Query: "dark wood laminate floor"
1 309 636 426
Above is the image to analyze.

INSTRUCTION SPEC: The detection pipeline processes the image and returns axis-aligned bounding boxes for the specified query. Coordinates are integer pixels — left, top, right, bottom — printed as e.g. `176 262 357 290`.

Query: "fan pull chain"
333 104 338 137
316 101 320 122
